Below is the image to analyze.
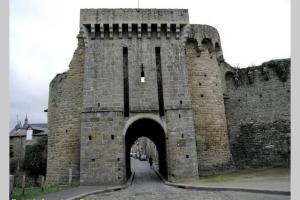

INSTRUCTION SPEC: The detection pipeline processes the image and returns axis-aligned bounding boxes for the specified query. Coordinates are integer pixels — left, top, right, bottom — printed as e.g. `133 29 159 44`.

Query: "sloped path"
84 159 290 200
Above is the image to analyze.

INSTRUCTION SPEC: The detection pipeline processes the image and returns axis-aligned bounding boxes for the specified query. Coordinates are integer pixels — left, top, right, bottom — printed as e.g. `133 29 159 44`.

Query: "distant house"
9 115 48 174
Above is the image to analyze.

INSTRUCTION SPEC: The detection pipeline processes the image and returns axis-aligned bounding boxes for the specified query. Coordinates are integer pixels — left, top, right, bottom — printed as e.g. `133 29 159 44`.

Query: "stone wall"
46 9 290 186
10 137 26 173
80 9 189 24
223 59 290 168
46 33 85 186
185 24 234 176
80 112 126 185
165 109 199 181
79 9 199 185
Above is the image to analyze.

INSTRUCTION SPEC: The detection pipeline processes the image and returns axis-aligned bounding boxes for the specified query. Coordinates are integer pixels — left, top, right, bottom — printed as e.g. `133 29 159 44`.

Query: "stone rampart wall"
223 59 290 168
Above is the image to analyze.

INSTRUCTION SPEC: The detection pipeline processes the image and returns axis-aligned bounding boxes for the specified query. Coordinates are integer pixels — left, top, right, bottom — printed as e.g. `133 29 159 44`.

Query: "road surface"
84 158 289 200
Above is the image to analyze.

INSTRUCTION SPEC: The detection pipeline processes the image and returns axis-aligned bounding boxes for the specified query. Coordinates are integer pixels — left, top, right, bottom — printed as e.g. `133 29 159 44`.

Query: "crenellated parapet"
223 59 290 89
80 9 189 24
80 9 188 41
183 24 224 63
185 23 234 176
81 23 186 40
47 8 289 186
223 58 290 169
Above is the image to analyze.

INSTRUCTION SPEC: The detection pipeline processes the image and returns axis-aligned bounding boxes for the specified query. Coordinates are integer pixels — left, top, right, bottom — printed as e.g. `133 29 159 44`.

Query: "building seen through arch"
130 137 158 164
125 118 167 179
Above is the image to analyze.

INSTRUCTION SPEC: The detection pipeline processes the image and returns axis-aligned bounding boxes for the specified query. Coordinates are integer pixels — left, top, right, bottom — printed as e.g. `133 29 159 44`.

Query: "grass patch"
178 167 290 184
11 182 79 200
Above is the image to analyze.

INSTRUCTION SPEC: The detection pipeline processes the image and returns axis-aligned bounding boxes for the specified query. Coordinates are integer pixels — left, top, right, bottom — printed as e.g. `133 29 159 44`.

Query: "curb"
67 172 135 200
153 168 290 196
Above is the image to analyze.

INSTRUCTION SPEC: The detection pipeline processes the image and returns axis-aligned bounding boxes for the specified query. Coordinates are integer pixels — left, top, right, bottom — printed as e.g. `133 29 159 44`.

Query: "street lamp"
141 64 145 83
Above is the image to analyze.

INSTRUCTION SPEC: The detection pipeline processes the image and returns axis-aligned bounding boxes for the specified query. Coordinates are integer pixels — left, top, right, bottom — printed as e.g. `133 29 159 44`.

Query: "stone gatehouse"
46 9 290 186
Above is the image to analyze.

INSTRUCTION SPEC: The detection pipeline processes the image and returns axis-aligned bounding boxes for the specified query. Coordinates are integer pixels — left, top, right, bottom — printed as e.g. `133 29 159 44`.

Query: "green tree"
23 137 48 176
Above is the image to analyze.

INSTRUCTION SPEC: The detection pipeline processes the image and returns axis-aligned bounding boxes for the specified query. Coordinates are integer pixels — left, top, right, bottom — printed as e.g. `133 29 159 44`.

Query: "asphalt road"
84 158 290 200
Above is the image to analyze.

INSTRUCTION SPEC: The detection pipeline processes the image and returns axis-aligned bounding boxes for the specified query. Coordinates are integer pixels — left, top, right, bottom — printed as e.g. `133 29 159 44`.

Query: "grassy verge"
178 167 290 184
11 182 79 200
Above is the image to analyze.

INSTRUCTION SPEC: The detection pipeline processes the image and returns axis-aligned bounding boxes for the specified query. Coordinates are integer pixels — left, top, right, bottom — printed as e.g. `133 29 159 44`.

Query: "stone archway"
124 117 168 179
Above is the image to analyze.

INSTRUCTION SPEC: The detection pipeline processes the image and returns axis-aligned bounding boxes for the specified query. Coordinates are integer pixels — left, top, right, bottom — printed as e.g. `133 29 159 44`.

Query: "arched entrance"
125 118 168 179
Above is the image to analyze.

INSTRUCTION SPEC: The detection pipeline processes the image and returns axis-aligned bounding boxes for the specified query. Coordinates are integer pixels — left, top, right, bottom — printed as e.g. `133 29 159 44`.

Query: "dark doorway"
125 118 168 179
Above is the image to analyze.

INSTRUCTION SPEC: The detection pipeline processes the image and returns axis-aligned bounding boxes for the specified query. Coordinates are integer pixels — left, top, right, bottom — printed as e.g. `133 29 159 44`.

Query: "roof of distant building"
10 116 48 137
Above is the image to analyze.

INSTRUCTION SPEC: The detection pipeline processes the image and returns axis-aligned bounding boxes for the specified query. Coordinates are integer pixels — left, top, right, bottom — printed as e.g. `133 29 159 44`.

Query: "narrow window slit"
123 47 129 117
155 47 165 116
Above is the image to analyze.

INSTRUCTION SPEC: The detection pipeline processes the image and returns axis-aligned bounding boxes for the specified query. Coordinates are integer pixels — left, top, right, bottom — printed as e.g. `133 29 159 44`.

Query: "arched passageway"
125 118 167 179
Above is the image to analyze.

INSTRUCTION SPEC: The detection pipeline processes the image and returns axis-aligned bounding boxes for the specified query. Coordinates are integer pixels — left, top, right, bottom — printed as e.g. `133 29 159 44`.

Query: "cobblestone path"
84 159 290 200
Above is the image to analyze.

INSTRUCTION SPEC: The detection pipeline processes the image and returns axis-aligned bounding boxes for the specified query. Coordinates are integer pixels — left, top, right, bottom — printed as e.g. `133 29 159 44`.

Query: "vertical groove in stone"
123 47 129 117
155 47 164 116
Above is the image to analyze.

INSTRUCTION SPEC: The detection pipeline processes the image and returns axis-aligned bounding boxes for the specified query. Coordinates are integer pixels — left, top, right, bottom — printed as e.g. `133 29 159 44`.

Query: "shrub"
23 137 48 176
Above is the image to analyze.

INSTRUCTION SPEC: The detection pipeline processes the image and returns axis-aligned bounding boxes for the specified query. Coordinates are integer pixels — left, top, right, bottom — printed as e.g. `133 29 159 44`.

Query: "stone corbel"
182 24 191 41
91 24 95 40
217 55 225 66
196 45 204 57
77 28 85 47
147 23 151 39
166 24 171 39
175 24 180 40
100 23 104 39
128 24 132 39
78 25 88 48
138 24 142 39
118 23 122 39
109 24 113 40
157 24 161 39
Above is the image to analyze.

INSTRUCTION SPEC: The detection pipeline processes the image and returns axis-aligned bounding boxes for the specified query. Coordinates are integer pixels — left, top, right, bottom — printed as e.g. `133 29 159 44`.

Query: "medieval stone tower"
46 8 235 186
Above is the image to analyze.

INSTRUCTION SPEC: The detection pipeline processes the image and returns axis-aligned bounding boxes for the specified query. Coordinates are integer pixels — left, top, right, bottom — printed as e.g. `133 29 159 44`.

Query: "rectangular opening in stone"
95 24 100 39
104 24 109 38
123 47 129 117
155 47 165 116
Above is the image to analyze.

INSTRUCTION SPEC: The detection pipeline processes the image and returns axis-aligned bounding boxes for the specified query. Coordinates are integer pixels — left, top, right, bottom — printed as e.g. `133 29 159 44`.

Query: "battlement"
80 9 189 40
80 9 189 24
46 8 290 187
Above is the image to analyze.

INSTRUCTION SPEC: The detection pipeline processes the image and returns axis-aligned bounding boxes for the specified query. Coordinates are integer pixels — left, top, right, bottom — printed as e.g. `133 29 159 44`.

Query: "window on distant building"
26 129 33 140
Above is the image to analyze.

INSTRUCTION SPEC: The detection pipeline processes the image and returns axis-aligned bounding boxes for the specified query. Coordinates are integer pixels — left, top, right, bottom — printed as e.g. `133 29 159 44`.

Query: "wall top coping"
80 9 189 25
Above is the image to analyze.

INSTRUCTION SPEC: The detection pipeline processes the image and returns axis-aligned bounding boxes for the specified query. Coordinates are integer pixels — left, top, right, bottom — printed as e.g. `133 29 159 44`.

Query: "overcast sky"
9 0 290 130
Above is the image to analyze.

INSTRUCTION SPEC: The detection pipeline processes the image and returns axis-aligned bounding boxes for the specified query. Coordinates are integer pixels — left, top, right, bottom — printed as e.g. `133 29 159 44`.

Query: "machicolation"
46 9 290 186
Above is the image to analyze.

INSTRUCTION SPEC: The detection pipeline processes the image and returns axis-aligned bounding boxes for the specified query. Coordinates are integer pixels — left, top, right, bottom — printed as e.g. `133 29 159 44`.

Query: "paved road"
84 159 290 200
